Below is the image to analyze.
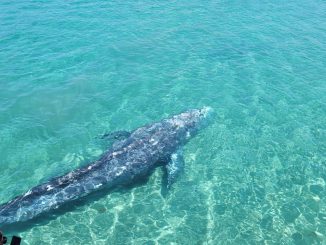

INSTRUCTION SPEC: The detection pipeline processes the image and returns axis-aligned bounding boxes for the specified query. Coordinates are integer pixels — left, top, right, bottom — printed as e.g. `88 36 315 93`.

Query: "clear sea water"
0 0 325 244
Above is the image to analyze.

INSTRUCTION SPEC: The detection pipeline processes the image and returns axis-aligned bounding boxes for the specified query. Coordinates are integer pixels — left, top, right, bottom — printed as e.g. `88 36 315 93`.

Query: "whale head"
167 106 214 139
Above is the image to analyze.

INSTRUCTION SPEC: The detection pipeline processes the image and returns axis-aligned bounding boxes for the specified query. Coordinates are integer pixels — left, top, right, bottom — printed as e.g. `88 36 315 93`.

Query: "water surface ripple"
0 0 325 244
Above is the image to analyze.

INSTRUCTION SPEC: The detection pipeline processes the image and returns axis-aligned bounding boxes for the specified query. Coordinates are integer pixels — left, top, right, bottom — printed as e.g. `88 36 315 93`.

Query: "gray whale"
0 107 212 225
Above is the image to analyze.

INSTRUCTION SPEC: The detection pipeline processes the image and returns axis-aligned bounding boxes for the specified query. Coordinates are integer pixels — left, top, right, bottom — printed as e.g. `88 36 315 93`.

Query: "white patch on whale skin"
112 151 123 157
186 131 191 139
150 138 158 145
115 169 123 176
115 166 127 177
174 119 185 128
94 183 103 188
24 190 32 197
171 153 178 162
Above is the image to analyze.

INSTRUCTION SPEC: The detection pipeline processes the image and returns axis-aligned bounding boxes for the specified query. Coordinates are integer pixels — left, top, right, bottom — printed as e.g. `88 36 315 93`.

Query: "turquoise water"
0 0 325 244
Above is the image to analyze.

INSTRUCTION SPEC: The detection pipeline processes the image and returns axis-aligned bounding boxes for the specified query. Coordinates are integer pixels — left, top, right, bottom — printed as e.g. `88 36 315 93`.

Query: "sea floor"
0 0 325 244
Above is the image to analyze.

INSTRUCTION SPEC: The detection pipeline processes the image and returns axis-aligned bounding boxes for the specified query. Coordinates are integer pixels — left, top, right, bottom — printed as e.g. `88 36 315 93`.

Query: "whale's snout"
198 106 213 119
169 106 214 133
196 106 214 130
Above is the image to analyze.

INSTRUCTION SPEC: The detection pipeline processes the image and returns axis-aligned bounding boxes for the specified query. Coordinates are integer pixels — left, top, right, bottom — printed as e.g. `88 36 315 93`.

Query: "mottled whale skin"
0 107 212 225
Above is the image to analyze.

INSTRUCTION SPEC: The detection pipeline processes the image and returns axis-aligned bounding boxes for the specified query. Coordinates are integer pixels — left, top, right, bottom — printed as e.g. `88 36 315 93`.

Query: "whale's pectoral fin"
165 149 185 190
100 130 131 141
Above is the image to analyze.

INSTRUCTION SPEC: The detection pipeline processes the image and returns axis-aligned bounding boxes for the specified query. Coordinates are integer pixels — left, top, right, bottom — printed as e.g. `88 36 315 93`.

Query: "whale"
0 107 213 226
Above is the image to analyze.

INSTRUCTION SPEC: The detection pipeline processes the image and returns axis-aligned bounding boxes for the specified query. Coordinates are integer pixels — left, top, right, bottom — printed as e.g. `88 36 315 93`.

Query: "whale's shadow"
1 173 156 234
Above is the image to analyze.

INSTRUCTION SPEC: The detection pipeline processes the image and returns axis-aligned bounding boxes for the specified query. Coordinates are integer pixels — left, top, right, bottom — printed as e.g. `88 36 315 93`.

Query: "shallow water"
0 0 325 244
